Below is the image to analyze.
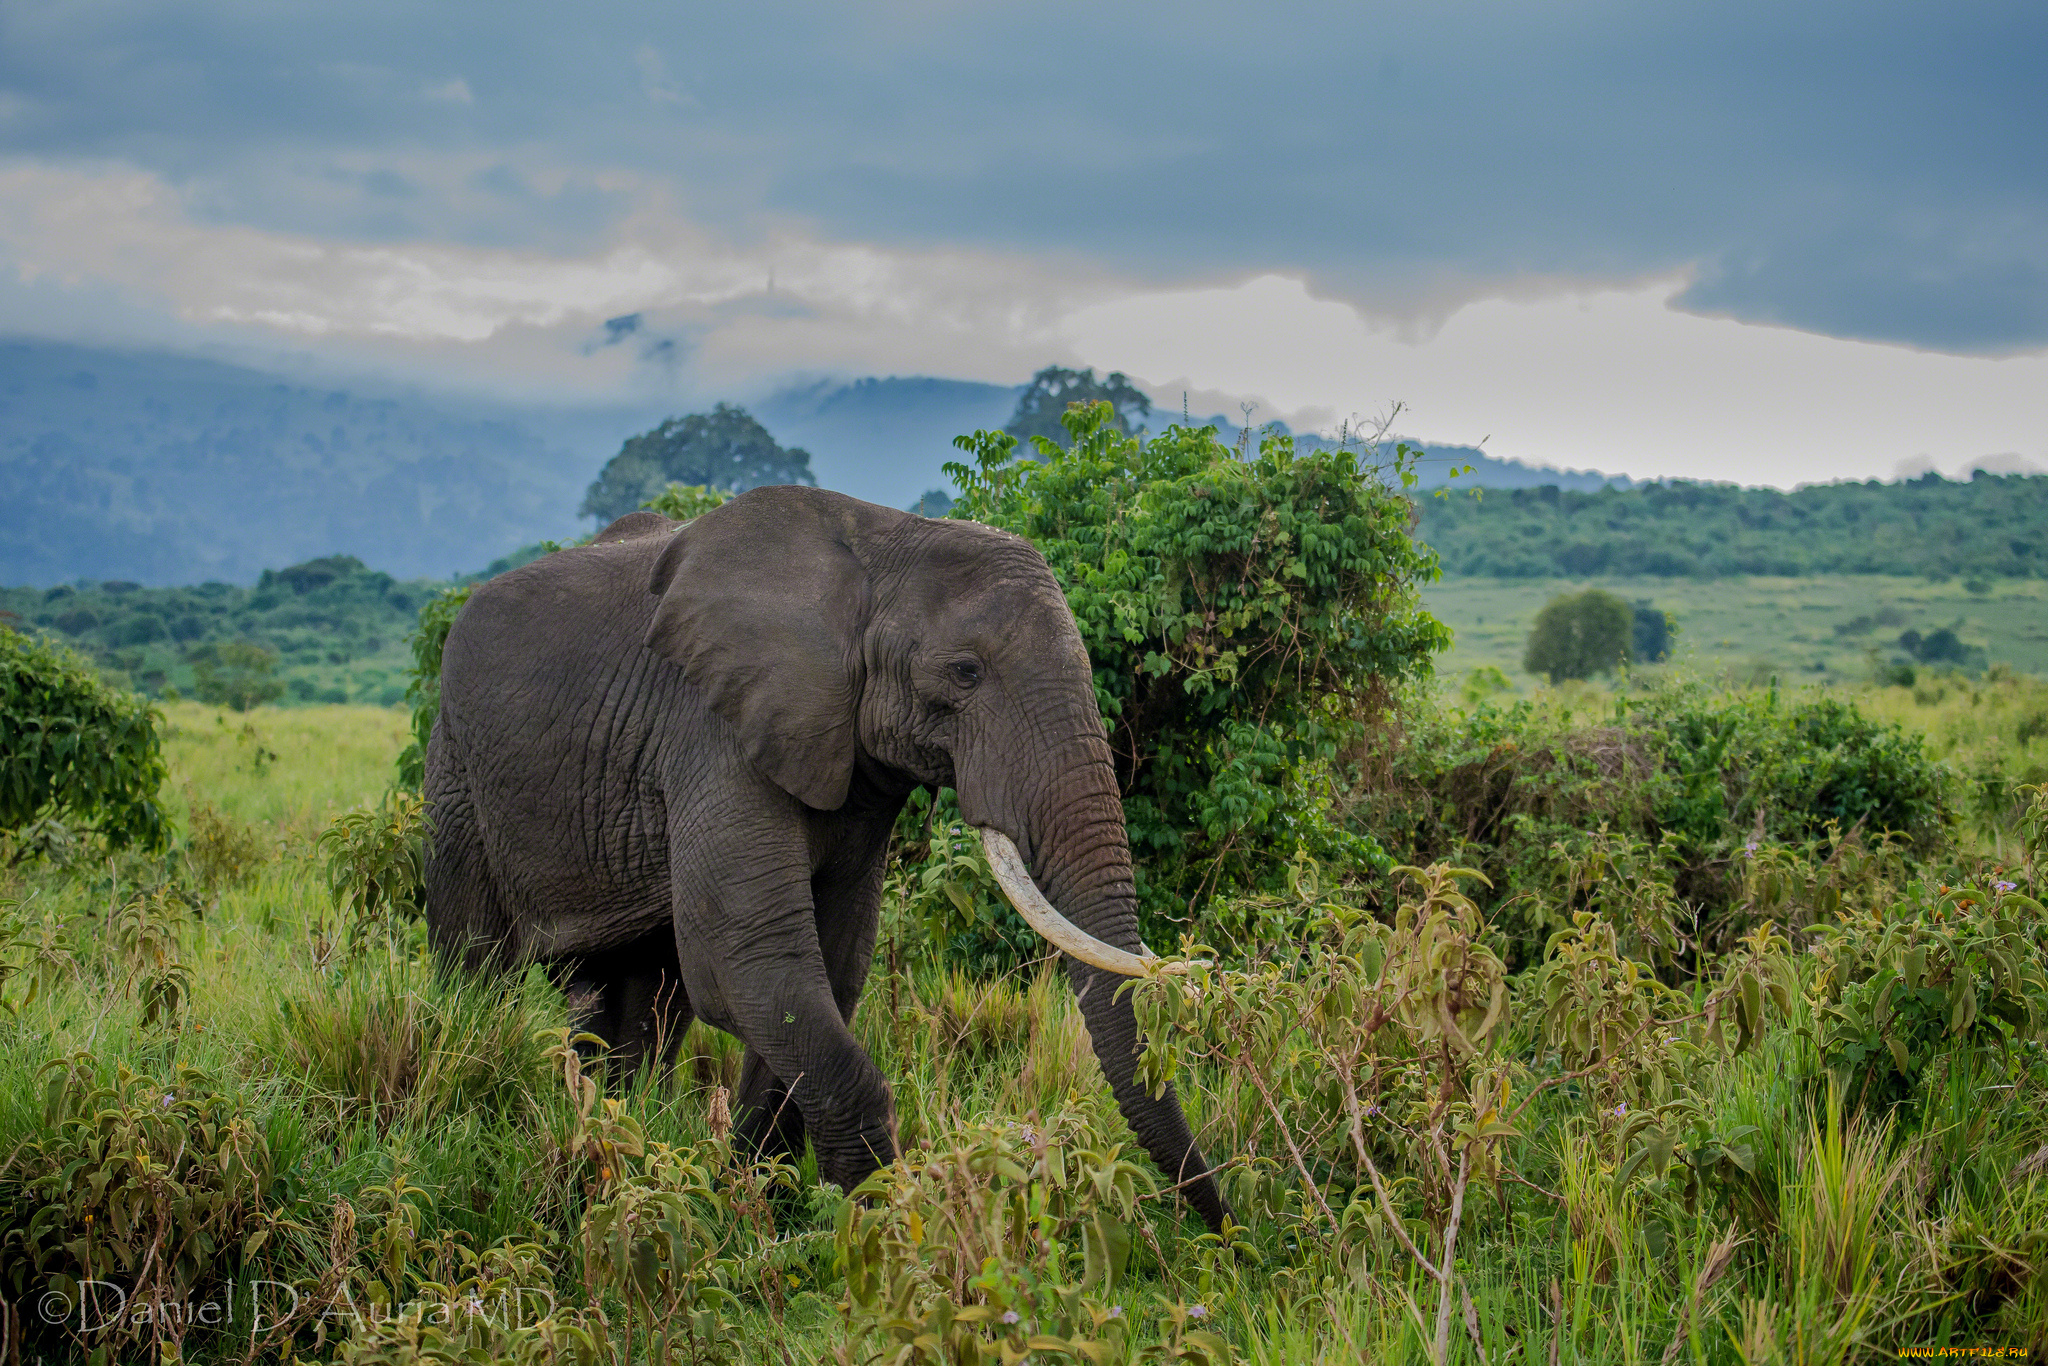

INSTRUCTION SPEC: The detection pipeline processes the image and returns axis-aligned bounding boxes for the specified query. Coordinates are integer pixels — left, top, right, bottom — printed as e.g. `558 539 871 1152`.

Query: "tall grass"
4 694 2047 1363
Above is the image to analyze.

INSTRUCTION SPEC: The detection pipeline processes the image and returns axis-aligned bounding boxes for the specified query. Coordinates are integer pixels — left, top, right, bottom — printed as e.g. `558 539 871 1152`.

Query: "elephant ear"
644 487 883 811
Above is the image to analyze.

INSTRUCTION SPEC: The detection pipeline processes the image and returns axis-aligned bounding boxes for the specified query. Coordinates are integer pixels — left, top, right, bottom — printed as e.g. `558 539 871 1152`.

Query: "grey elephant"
424 484 1228 1230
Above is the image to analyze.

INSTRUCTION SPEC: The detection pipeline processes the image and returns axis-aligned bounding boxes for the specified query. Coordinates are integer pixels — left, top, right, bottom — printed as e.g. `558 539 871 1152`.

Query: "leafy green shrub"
639 482 731 522
1363 682 1954 965
2 1056 284 1363
395 585 473 791
2021 781 2048 891
947 403 1446 926
318 789 431 958
839 1107 1236 1365
185 795 268 893
1635 686 1952 854
336 1239 600 1366
1 625 167 858
1522 588 1633 682
1813 879 2048 1105
111 883 198 1028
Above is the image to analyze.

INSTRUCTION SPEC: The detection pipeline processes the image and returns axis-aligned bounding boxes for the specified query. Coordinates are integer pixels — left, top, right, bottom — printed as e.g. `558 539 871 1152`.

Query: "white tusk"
978 827 1162 977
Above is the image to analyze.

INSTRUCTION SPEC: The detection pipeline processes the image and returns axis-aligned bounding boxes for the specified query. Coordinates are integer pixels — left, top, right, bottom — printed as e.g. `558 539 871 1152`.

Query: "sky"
2 0 2045 486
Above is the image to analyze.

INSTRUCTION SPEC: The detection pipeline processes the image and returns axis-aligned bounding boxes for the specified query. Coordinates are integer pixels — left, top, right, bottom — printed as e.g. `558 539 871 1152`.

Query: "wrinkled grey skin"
425 485 1228 1230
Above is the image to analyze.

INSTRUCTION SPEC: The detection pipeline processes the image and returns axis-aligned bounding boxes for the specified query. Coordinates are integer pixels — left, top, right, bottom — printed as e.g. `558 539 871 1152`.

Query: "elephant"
423 484 1229 1231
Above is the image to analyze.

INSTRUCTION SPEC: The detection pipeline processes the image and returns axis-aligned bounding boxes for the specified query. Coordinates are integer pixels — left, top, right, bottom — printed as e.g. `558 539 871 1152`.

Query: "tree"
1003 366 1153 448
1523 589 1634 682
580 404 814 524
187 641 285 711
948 402 1448 923
1631 601 1673 663
2 626 168 857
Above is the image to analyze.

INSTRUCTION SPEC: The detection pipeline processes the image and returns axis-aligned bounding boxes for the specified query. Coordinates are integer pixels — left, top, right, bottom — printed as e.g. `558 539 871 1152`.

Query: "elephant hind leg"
554 928 694 1078
424 723 517 972
609 956 695 1075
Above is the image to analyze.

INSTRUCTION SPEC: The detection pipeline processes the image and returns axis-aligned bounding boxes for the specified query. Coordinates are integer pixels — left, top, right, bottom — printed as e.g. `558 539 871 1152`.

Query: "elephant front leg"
717 941 895 1192
733 836 891 1171
674 855 896 1194
733 1050 807 1164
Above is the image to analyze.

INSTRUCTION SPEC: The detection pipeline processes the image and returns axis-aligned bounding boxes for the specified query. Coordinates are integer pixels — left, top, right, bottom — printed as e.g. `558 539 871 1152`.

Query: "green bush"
2 1057 284 1363
1523 587 1633 681
1813 879 2048 1105
947 403 1447 928
1 625 167 857
318 789 431 958
394 585 472 791
639 482 730 522
1635 686 1952 854
1361 681 1955 967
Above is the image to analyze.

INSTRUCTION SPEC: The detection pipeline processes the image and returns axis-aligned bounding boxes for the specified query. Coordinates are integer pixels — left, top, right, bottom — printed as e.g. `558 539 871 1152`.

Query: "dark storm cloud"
4 0 2043 353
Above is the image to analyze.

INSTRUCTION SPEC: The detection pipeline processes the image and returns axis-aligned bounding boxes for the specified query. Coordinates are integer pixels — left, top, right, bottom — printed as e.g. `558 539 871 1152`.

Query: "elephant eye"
948 660 983 687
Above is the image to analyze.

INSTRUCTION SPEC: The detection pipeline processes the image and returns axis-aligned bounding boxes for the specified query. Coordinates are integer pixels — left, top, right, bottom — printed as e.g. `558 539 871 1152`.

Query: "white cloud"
1059 274 2048 487
634 44 694 108
0 156 1110 398
3 155 2044 488
420 76 474 105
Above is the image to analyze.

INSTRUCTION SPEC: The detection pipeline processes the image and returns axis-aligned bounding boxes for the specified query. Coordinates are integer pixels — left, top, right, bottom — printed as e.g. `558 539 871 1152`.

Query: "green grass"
1424 573 2048 692
156 698 412 836
5 696 2048 1363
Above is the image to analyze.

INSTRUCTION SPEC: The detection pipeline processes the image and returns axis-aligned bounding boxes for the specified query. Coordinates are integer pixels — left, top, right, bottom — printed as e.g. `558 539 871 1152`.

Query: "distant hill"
0 339 590 586
0 338 1628 589
753 375 1022 508
1381 441 1629 493
1152 407 1628 493
0 345 1023 586
1413 473 2048 579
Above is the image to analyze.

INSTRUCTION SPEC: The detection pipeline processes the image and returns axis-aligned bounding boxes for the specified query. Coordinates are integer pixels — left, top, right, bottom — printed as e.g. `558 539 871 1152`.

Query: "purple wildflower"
1002 1310 1020 1325
1995 881 2017 894
1189 1304 1209 1320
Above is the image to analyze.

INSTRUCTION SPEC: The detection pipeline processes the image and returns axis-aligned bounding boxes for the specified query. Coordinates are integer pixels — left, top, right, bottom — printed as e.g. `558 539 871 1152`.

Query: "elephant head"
644 485 1229 1230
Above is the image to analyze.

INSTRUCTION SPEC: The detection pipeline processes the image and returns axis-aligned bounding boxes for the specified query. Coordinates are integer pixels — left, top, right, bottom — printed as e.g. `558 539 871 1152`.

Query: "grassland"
4 688 2047 1363
1423 572 2048 691
156 699 414 833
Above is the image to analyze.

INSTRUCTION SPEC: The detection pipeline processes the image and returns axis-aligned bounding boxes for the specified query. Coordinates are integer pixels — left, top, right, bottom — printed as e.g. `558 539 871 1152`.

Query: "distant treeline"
0 556 436 704
1412 470 2048 579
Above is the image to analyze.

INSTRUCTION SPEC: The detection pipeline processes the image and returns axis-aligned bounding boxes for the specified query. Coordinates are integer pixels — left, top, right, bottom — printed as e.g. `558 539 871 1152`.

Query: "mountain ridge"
2 338 1637 586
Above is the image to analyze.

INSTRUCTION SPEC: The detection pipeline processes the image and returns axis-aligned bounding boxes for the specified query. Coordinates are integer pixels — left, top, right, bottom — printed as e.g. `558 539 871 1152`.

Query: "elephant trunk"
968 744 1230 1232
